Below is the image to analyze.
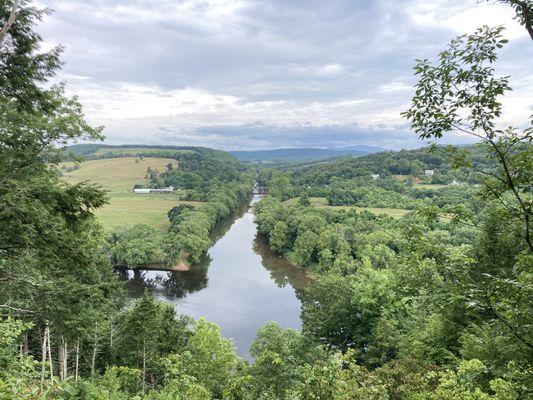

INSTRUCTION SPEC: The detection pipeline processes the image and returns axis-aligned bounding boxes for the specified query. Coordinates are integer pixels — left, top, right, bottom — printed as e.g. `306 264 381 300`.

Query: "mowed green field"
284 197 411 218
413 183 448 190
59 157 200 231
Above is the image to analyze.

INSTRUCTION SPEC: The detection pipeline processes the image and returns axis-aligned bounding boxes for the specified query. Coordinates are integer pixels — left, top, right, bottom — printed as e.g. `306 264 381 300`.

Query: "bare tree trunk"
58 340 62 380
109 322 114 348
63 338 68 380
58 336 68 381
0 0 20 46
74 339 80 382
41 327 47 386
142 338 146 394
91 323 98 376
46 324 53 382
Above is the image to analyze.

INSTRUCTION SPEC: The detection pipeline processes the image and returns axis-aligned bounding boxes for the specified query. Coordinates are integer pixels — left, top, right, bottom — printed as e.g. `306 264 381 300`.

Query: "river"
121 196 309 359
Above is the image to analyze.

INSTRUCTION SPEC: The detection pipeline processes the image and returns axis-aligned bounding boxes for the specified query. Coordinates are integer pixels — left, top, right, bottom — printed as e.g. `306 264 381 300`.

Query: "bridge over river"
252 186 267 195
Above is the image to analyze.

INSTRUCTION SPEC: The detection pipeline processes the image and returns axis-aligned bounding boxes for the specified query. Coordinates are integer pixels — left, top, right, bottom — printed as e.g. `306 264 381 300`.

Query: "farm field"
59 157 198 231
413 183 448 190
94 193 200 232
60 157 176 192
284 197 411 218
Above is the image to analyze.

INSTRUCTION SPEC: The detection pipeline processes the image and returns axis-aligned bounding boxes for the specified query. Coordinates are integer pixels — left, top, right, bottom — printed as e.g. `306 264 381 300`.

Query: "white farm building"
133 186 174 194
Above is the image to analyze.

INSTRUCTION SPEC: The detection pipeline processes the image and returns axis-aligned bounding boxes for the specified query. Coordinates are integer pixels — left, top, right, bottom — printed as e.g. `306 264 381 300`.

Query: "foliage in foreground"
1 1 531 399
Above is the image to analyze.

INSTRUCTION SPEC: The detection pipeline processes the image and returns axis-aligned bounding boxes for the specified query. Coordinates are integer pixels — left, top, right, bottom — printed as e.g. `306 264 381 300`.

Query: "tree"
269 221 291 253
249 322 329 398
294 230 319 266
268 172 293 200
403 26 532 251
163 319 239 397
0 0 122 384
116 293 191 393
167 204 194 225
109 224 166 267
301 274 358 352
298 193 311 207
403 23 533 373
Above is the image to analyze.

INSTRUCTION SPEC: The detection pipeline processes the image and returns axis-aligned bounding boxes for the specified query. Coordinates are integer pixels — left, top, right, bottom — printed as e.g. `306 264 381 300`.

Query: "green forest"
1 1 532 400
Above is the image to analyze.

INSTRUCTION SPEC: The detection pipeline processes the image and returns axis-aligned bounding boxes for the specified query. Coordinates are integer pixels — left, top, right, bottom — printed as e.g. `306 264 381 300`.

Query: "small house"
424 169 434 177
370 174 380 180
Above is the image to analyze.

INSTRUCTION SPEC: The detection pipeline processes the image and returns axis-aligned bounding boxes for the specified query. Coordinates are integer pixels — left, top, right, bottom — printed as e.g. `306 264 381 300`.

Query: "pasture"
94 193 200 232
59 157 198 231
60 157 176 192
284 197 411 219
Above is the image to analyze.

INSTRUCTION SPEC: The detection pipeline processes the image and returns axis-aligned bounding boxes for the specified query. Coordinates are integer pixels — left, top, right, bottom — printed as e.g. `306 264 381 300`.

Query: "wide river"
122 196 309 359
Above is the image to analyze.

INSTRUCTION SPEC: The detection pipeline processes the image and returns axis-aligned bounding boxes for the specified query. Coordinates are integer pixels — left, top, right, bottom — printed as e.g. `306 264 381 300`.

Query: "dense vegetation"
257 145 490 210
253 25 532 399
99 147 252 267
1 2 531 400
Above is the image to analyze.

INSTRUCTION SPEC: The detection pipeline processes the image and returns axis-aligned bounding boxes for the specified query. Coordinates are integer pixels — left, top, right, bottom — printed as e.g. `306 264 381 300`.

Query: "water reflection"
122 196 309 358
253 234 309 293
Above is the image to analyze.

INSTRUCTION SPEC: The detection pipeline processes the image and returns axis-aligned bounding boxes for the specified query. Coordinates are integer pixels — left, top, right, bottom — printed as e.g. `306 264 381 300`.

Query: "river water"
122 196 309 359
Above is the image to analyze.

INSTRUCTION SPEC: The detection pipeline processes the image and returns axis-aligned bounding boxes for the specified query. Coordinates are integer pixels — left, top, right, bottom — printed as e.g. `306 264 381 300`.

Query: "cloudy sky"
35 0 532 150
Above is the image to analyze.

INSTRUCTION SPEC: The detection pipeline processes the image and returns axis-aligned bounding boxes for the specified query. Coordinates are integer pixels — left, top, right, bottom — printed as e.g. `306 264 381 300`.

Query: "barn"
133 186 174 194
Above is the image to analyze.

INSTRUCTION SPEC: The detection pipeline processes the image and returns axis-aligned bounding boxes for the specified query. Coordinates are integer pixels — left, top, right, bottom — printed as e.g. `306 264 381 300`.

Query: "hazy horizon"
38 0 532 150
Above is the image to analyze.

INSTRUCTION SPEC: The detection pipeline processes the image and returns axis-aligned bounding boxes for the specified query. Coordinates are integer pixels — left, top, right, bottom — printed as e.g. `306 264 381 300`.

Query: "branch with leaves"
403 26 533 251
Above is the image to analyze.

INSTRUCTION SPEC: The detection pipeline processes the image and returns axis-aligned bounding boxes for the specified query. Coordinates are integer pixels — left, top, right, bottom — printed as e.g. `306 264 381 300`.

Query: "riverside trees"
254 26 532 398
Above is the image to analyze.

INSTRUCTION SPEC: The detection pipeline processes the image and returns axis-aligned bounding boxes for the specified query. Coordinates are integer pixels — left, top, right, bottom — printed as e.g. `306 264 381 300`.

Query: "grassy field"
59 157 199 231
284 197 411 219
94 193 200 232
60 157 177 192
413 183 448 190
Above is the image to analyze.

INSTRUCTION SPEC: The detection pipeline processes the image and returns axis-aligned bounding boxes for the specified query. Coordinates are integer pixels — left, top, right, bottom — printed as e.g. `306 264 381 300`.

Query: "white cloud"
442 2 525 39
316 63 344 76
35 0 532 149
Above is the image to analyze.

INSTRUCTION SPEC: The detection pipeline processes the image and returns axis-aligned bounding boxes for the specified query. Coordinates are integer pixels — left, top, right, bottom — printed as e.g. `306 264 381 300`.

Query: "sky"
35 0 533 150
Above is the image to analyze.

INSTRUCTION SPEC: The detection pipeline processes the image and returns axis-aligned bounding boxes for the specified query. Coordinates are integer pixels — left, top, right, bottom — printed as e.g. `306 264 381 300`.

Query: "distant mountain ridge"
230 146 386 161
63 143 237 161
64 144 387 163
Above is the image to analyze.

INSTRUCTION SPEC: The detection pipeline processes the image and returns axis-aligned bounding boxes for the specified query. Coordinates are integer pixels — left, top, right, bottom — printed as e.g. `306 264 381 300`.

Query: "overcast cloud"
35 0 533 150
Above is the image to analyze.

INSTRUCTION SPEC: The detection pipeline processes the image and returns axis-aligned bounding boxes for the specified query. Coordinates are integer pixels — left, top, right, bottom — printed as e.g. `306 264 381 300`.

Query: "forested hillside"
230 145 384 162
257 145 489 213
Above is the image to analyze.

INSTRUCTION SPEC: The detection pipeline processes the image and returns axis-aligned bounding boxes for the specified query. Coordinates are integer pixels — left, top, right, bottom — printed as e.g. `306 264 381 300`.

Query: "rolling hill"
229 145 385 161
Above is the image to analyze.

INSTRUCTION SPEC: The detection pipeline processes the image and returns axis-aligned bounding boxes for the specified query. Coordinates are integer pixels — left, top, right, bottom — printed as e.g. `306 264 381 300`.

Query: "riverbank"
114 259 192 272
123 195 308 359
